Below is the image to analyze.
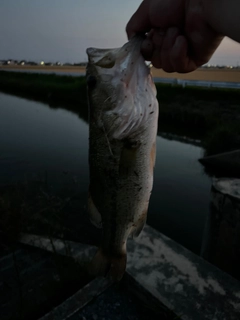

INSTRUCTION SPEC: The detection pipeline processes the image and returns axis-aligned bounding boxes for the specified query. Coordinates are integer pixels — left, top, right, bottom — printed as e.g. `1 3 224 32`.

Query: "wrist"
201 0 233 40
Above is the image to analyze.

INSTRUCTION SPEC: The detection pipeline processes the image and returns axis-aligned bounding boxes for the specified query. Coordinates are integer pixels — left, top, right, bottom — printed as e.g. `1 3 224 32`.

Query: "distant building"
18 60 26 66
27 61 38 66
6 60 15 65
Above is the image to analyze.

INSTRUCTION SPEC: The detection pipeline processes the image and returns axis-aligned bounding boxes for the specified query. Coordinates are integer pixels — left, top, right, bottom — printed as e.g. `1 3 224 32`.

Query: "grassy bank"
0 70 87 104
0 70 240 155
0 177 100 256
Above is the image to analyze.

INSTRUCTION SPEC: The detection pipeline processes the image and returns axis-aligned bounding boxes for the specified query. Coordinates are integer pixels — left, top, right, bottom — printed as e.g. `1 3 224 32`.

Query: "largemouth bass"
86 36 159 280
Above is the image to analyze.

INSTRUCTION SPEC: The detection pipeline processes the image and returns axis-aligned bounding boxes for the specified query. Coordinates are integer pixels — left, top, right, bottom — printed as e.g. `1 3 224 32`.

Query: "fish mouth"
86 48 117 68
86 36 144 69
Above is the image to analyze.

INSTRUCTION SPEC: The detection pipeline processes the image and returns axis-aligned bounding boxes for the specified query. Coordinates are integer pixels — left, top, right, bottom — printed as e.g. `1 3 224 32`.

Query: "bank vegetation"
0 70 240 155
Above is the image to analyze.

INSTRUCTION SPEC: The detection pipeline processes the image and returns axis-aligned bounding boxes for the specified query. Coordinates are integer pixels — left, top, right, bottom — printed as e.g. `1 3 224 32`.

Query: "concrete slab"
127 225 240 320
20 225 240 320
39 278 112 320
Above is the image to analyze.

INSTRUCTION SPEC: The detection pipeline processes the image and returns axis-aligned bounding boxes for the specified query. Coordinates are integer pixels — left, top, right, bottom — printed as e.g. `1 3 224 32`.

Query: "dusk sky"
1 0 240 66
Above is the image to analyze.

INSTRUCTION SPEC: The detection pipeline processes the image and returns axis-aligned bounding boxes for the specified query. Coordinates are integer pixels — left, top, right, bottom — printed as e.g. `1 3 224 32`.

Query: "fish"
86 36 159 281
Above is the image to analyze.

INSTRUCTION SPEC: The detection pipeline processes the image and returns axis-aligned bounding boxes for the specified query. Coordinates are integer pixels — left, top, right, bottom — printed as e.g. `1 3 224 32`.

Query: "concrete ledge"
20 225 240 320
20 233 96 267
127 225 240 320
39 277 112 320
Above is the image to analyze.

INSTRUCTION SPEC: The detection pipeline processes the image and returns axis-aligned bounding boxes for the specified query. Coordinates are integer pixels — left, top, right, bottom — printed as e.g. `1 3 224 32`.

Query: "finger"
146 28 154 39
145 29 165 68
152 28 165 49
151 48 162 68
126 1 151 39
141 38 154 61
170 36 197 73
161 28 180 72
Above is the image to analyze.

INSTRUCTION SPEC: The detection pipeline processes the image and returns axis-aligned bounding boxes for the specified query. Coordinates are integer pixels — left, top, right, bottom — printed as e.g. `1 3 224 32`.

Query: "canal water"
0 92 212 254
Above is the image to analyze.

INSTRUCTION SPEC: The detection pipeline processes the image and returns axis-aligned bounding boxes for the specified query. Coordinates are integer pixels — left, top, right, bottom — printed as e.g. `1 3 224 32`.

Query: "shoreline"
0 70 240 156
1 65 240 82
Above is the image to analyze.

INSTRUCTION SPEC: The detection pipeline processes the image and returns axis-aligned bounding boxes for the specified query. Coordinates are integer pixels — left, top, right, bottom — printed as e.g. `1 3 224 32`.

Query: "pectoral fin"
88 192 102 228
132 216 147 238
150 142 156 171
131 206 148 238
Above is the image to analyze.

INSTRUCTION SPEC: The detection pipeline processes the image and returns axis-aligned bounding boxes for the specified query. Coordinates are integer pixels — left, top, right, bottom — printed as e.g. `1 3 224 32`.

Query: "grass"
0 176 97 319
0 177 180 320
0 176 100 256
0 70 240 155
155 83 240 154
0 178 96 320
0 179 180 320
0 70 87 104
203 124 240 155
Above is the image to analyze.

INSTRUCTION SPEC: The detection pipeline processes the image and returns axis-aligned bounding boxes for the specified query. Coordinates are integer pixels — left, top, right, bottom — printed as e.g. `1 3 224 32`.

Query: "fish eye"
87 75 97 88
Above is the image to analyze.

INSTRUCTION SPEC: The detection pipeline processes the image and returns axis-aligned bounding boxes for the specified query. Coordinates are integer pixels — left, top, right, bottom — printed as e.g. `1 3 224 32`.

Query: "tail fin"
89 248 127 282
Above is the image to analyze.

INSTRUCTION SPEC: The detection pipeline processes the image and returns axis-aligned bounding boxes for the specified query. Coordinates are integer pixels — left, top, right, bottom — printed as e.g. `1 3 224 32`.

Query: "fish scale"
86 36 159 281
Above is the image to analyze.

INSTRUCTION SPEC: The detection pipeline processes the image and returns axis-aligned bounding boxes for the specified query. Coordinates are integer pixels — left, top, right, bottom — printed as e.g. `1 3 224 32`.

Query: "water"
0 92 212 254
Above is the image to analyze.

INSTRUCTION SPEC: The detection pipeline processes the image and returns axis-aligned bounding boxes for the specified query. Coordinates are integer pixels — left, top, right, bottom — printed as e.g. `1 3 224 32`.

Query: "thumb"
126 1 151 39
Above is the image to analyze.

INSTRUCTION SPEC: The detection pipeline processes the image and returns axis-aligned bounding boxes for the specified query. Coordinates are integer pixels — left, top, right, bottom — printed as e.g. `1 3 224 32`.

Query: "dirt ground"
1 65 240 82
151 67 240 82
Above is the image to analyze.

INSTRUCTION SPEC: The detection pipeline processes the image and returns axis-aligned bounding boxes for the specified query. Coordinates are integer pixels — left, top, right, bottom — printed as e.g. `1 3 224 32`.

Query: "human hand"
126 0 224 73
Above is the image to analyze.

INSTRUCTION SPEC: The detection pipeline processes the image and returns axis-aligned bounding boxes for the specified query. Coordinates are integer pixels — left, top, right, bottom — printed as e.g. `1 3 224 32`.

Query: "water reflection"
0 92 212 254
150 137 211 253
0 93 89 188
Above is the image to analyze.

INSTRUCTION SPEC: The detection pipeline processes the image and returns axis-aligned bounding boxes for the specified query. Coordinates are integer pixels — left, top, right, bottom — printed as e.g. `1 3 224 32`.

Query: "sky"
1 0 240 66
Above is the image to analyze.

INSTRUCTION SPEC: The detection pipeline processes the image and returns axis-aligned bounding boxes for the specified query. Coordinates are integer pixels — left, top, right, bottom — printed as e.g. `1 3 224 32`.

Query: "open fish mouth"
86 36 144 69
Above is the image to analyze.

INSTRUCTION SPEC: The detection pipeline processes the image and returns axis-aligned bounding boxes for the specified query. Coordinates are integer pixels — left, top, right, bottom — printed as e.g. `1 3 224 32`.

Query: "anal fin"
133 219 146 238
131 207 148 238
